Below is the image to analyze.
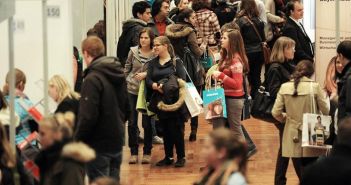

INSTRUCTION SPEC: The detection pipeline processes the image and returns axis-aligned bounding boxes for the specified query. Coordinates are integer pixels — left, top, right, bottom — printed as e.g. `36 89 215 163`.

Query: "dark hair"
192 0 211 11
317 116 321 120
285 0 300 17
152 0 169 17
337 40 351 61
0 90 7 110
291 60 314 97
338 116 351 146
138 28 155 49
177 8 194 23
237 0 259 18
209 128 248 176
132 1 151 18
73 46 79 61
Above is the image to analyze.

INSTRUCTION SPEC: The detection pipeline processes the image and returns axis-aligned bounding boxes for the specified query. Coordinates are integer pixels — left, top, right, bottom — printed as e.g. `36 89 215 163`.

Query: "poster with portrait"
302 113 332 149
203 88 227 120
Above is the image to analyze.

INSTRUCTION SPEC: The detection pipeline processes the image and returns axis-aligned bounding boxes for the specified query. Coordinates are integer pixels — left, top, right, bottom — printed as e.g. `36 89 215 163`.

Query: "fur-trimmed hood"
165 24 195 39
61 142 96 163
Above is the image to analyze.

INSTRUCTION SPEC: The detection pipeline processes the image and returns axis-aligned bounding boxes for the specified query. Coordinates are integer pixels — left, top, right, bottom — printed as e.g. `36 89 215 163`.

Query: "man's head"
337 116 351 147
286 0 304 20
81 36 105 66
151 0 170 18
132 1 152 23
337 40 351 67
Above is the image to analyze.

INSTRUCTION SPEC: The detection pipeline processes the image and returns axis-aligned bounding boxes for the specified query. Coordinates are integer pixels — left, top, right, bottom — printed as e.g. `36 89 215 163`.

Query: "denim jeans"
87 152 122 182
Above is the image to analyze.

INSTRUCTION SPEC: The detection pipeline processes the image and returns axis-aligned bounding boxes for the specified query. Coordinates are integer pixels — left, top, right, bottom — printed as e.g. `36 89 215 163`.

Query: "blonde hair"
269 37 295 63
39 112 75 139
154 36 177 65
49 75 80 103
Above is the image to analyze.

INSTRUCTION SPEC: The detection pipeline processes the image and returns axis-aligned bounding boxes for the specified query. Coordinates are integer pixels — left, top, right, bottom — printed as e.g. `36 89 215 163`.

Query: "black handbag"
242 74 251 120
251 86 276 122
183 46 205 86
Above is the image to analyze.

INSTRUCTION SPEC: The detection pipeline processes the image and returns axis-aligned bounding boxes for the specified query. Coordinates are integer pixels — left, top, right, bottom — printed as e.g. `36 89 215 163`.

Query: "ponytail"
291 60 315 97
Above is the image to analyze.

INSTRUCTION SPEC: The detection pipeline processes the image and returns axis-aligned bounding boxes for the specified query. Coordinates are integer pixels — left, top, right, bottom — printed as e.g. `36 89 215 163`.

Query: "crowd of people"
1 0 351 185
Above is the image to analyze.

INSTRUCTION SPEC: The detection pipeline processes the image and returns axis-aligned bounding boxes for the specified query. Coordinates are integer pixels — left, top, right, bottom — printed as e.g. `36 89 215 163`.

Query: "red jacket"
218 56 244 97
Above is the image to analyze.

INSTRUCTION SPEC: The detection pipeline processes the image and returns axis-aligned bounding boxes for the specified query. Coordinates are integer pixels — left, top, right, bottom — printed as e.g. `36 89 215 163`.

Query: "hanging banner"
315 0 351 84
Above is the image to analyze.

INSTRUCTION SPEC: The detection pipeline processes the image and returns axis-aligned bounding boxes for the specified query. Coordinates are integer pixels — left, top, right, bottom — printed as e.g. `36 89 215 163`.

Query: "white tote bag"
184 82 203 117
302 82 332 149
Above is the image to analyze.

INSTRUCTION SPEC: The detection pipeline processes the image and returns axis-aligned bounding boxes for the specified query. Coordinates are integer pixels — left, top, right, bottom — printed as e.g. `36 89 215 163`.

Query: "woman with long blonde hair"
48 75 80 129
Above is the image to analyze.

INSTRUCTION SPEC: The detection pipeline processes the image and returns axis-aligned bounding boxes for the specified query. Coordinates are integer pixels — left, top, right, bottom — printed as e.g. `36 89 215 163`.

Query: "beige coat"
272 77 330 158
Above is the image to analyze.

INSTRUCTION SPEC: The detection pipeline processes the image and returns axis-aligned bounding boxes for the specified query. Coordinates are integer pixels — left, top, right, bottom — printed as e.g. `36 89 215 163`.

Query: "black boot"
174 158 186 168
156 157 174 167
189 133 197 142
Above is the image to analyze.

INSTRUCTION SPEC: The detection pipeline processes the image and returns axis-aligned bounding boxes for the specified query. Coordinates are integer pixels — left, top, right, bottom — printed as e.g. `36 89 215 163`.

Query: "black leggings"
247 51 264 98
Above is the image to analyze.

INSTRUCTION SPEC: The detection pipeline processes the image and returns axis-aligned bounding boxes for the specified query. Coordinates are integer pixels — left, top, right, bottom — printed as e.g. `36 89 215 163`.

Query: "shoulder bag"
244 16 271 64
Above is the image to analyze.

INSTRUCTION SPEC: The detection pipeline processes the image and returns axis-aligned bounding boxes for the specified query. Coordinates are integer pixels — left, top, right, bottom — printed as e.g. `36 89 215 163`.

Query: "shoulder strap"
244 16 263 42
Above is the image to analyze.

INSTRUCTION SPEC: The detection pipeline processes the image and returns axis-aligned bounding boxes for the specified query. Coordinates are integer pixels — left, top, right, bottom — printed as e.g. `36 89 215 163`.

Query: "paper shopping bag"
302 113 332 149
184 82 203 117
202 88 227 120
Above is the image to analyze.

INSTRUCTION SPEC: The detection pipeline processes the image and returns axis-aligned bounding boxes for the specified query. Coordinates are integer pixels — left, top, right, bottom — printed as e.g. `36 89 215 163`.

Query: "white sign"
315 0 351 84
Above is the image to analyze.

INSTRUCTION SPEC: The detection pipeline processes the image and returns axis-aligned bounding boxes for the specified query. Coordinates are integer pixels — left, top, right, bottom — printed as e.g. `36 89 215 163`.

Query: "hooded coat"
36 142 95 185
75 56 129 154
166 23 205 86
117 18 148 66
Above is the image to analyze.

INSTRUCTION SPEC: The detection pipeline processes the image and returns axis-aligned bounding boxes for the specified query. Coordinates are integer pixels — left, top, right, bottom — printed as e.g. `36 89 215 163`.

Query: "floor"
120 117 299 185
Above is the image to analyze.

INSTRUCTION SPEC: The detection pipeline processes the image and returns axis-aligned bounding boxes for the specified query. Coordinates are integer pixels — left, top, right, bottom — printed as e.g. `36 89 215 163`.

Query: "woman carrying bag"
166 8 206 142
146 36 187 168
264 36 297 185
272 60 329 182
211 29 249 140
125 28 156 165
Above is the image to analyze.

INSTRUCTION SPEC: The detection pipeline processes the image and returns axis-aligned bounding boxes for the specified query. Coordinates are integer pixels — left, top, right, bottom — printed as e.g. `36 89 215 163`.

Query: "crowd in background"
1 0 351 185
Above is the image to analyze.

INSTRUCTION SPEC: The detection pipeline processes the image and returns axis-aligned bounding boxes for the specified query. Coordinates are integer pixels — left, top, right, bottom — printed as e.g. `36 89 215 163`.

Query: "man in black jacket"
337 40 351 121
116 1 151 66
301 116 351 185
282 1 314 64
76 36 129 182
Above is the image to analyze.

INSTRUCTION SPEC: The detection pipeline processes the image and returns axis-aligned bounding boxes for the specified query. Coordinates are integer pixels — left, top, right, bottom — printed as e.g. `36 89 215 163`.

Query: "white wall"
72 0 104 48
0 0 73 112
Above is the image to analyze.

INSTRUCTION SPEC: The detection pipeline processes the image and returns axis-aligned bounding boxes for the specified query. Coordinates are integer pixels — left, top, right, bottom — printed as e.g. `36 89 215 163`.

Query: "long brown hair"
3 68 27 95
219 30 249 73
238 0 259 18
0 122 16 168
291 60 314 97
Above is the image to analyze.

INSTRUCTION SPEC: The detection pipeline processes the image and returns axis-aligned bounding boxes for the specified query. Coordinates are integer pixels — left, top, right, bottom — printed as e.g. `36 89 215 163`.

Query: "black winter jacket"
117 18 148 66
337 62 351 121
265 62 294 99
301 145 351 185
75 56 129 154
146 57 187 120
55 97 80 130
236 16 265 54
35 141 95 185
165 23 205 86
